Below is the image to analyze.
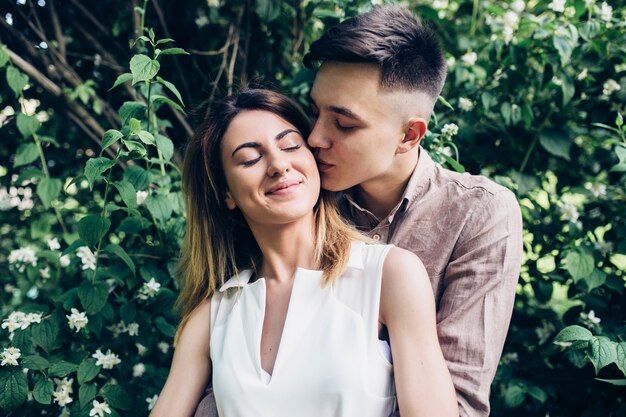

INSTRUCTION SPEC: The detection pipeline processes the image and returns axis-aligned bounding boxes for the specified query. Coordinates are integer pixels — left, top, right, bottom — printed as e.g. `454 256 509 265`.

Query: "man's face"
308 62 414 192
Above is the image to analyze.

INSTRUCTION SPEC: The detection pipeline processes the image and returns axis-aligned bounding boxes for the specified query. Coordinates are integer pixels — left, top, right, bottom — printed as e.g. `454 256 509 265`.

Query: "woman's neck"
248 215 317 284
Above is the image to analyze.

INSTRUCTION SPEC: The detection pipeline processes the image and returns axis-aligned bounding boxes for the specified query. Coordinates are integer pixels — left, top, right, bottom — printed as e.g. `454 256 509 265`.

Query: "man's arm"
437 189 523 417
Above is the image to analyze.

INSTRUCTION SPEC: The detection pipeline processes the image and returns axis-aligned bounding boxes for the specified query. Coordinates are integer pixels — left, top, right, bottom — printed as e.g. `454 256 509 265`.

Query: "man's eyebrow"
328 105 364 122
231 129 299 157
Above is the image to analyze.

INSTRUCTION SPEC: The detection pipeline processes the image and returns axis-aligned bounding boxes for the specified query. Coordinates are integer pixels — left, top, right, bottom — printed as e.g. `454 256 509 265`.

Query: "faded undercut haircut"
303 5 447 100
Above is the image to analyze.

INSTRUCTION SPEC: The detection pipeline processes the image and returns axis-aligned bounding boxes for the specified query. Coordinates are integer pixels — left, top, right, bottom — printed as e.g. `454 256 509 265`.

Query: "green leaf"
596 378 626 386
33 377 54 404
109 73 133 91
554 325 593 342
120 303 137 324
6 66 28 95
155 134 174 162
78 281 109 314
561 73 575 106
151 94 186 114
145 194 173 224
539 130 571 161
0 370 28 410
48 360 78 377
123 165 151 190
31 319 59 352
116 217 146 234
78 215 111 247
155 38 175 45
13 143 40 167
441 154 465 173
553 36 572 66
84 157 116 190
589 337 618 373
585 268 606 291
0 47 9 67
79 383 98 408
501 102 512 125
37 177 62 208
616 342 626 375
155 316 176 337
104 243 136 275
119 102 147 125
137 130 156 145
157 47 190 56
100 383 131 410
128 118 142 134
130 54 160 84
612 146 626 172
77 358 101 384
526 386 547 403
255 0 281 22
102 129 124 152
156 76 184 105
504 384 525 408
16 113 41 137
565 249 595 281
112 180 137 209
21 355 50 371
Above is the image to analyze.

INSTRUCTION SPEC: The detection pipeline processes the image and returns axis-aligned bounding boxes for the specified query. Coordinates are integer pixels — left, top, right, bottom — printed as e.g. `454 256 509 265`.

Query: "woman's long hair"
175 89 365 340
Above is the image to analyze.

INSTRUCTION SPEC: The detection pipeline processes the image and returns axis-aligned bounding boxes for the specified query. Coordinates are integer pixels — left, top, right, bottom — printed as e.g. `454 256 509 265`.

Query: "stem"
140 0 149 36
470 0 479 36
518 136 538 173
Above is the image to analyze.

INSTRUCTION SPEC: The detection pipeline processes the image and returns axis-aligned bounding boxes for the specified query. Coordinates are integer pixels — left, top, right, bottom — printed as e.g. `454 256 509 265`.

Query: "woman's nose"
266 154 290 177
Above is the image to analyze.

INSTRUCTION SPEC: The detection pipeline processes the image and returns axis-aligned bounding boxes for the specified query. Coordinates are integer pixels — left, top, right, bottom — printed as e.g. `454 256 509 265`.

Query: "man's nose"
307 120 331 149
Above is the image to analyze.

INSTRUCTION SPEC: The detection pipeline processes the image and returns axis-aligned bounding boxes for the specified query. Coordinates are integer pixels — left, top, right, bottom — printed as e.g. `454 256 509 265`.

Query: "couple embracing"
151 5 522 417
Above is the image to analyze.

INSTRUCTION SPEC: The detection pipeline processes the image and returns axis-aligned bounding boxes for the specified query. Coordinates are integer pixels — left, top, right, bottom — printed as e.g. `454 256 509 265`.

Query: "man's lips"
265 180 302 195
316 158 333 172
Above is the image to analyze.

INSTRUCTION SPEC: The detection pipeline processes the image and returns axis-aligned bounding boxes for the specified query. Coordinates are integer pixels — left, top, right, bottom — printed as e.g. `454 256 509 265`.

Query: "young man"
303 5 523 417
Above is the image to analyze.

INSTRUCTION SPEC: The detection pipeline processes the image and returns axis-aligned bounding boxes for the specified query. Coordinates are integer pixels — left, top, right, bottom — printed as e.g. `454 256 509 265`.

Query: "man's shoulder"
433 163 510 198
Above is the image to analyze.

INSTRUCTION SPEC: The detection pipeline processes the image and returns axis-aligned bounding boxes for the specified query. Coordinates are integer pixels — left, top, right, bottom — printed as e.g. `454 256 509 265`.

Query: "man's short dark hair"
303 5 446 99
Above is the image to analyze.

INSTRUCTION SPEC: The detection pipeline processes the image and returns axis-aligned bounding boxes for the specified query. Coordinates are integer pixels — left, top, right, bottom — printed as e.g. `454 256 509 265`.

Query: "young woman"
150 89 458 417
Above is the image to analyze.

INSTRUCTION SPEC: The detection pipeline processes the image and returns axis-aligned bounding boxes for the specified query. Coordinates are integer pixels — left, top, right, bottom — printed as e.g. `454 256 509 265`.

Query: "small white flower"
586 182 606 197
54 377 74 394
26 286 39 299
1 347 21 366
91 349 121 369
511 0 525 13
603 79 621 96
40 266 50 279
598 2 612 21
8 247 38 272
500 352 519 364
580 310 601 326
549 0 566 13
52 389 73 406
76 246 97 271
138 278 161 300
59 254 71 267
59 407 71 417
207 0 220 7
461 51 477 66
577 68 588 81
18 97 40 116
146 394 159 410
552 76 563 86
37 0 45 6
136 190 149 206
441 123 459 139
133 362 146 377
48 237 61 250
437 146 454 157
5 13 13 26
127 322 139 337
66 308 89 333
535 321 556 345
158 342 170 354
594 240 613 255
560 203 580 223
17 0 27 5
89 399 112 417
459 97 474 112
136 343 148 356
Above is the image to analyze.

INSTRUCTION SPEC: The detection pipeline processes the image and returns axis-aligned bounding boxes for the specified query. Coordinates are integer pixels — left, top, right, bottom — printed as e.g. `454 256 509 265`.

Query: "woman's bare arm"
380 247 459 417
150 298 213 417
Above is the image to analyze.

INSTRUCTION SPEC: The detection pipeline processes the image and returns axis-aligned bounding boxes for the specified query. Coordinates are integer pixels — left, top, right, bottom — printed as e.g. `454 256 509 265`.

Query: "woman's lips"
266 180 302 195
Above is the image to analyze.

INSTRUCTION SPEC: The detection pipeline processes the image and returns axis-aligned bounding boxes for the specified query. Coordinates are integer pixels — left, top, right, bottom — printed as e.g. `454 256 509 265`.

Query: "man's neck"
354 151 419 221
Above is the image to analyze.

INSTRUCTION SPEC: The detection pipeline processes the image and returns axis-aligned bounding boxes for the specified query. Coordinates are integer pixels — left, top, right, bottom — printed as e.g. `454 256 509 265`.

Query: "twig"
49 0 66 60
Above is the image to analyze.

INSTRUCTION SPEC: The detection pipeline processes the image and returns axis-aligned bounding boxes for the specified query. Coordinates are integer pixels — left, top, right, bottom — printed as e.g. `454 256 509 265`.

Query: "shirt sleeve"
436 188 523 417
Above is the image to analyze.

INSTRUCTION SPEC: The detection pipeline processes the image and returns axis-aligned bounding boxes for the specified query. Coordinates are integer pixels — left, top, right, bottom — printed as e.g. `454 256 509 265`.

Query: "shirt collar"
218 241 366 292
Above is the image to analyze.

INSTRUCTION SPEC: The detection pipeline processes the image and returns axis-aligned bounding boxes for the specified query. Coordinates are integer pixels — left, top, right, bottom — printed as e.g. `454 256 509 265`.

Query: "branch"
49 0 66 59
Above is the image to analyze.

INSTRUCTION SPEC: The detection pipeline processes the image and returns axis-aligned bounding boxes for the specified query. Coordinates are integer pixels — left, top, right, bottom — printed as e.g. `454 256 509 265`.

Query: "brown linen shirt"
339 148 523 417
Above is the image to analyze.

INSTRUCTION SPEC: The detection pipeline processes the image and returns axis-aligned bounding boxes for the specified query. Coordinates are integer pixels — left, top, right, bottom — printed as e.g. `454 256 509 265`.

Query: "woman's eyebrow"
231 129 300 157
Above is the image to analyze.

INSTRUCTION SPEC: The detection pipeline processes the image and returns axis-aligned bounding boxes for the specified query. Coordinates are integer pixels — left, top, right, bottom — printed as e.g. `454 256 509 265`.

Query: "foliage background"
0 0 624 416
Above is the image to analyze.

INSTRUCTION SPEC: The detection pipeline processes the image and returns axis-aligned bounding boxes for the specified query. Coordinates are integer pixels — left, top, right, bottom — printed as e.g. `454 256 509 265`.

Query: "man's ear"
397 117 427 154
224 191 237 210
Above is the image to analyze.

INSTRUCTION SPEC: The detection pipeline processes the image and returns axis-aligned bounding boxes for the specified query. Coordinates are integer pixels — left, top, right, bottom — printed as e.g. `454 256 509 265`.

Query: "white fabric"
210 241 396 417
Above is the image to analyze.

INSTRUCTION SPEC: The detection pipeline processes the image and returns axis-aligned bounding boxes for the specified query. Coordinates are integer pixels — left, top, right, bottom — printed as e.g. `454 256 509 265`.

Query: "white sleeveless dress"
210 241 396 417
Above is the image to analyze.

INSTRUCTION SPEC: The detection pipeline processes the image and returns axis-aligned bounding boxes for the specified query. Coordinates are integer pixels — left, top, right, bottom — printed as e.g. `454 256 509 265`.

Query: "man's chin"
320 177 353 192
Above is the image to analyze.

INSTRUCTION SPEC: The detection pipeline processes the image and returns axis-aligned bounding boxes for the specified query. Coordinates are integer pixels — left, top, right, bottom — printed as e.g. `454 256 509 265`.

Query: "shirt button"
372 234 381 241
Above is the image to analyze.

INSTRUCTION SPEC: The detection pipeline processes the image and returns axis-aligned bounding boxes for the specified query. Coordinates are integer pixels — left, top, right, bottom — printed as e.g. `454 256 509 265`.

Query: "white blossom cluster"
0 347 21 366
137 278 161 300
597 2 613 22
158 342 170 354
90 399 112 417
441 123 459 140
559 203 580 223
77 246 97 270
1 311 43 340
8 247 38 272
136 190 149 205
133 362 146 377
52 377 73 407
0 186 35 211
603 79 621 96
107 321 139 338
580 310 601 327
460 51 477 66
91 349 121 369
458 97 474 112
66 308 89 333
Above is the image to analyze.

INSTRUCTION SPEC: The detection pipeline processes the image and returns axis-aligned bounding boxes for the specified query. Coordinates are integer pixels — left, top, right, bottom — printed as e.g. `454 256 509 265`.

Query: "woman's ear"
397 117 427 154
224 191 237 210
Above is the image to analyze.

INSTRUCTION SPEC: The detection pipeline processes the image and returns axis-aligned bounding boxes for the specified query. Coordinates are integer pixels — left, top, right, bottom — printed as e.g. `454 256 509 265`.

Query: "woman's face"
220 110 320 227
